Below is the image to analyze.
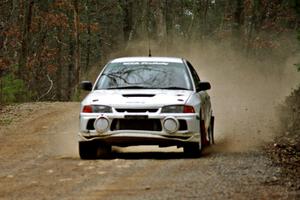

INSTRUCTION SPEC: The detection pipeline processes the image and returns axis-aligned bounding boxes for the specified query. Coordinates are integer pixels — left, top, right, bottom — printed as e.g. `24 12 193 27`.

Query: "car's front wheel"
79 141 111 159
79 141 97 159
183 131 202 158
184 142 202 157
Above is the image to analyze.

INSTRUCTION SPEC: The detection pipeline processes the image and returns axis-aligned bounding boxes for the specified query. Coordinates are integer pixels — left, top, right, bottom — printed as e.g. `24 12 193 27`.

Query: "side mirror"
80 81 93 91
198 82 211 92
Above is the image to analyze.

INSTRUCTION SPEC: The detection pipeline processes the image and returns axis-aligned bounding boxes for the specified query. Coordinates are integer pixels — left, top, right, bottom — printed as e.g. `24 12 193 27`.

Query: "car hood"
82 89 193 108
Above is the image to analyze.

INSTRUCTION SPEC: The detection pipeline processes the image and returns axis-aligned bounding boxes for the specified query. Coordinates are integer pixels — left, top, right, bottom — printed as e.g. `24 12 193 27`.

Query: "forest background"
0 0 299 103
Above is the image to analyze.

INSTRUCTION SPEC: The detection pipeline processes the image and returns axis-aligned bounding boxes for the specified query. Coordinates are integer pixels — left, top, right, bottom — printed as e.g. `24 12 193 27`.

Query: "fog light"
94 117 109 133
163 117 179 133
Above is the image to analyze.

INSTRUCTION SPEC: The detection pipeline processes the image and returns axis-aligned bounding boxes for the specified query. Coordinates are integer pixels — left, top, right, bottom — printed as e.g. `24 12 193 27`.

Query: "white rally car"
79 57 214 159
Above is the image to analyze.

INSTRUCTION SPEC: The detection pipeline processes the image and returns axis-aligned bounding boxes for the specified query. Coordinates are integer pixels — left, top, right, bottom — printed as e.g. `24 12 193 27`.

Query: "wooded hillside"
0 0 299 103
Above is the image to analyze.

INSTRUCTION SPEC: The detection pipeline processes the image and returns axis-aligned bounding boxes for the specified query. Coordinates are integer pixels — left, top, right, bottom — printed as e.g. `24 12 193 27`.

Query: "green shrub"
0 73 27 103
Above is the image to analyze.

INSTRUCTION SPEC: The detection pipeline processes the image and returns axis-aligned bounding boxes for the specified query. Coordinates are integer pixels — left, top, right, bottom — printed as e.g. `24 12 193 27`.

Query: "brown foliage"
44 12 69 29
0 58 10 76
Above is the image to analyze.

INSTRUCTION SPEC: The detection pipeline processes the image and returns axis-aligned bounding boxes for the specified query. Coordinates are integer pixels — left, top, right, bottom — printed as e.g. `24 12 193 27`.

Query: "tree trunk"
121 0 133 43
56 28 63 101
153 0 167 51
67 34 74 100
203 0 209 36
85 3 91 72
73 0 80 94
246 0 260 56
232 0 244 48
18 0 34 80
0 78 3 105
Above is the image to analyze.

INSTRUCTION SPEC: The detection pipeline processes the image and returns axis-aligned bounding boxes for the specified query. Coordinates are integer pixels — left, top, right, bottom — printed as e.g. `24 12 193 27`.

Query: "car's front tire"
184 142 202 157
79 141 111 159
79 141 97 159
184 127 203 158
96 143 112 159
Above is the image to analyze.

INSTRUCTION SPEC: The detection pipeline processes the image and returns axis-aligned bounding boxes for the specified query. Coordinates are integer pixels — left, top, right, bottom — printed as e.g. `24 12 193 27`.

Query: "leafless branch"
54 35 68 46
36 74 53 101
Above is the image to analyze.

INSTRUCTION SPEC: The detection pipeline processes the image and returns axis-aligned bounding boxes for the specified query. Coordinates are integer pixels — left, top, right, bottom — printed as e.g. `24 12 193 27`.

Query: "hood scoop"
122 94 155 98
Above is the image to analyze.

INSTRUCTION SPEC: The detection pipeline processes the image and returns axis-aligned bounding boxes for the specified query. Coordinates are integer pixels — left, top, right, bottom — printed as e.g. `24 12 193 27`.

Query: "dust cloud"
47 103 79 158
121 39 300 152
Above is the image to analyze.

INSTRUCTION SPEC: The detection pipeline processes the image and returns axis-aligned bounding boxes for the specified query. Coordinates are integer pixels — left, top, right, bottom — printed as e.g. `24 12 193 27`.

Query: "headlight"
161 105 195 113
82 105 112 113
163 117 179 133
94 116 110 133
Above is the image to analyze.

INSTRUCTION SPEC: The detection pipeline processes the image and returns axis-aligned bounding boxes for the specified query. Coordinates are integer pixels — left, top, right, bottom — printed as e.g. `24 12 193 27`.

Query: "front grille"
115 108 158 113
111 119 162 131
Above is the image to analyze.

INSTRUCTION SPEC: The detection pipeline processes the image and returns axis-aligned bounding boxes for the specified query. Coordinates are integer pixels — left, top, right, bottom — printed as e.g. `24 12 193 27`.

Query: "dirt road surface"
1 53 299 199
0 101 298 200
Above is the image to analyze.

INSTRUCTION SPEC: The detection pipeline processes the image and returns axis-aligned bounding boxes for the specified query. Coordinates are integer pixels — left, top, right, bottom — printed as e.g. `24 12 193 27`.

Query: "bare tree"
18 0 34 81
73 0 81 95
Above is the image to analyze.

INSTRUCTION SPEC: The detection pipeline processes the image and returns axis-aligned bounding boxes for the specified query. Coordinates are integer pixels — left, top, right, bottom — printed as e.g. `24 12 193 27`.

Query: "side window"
186 61 201 91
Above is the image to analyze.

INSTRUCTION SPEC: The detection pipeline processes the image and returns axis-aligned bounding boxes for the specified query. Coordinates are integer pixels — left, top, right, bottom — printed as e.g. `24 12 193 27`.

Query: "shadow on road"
111 151 188 160
57 146 215 160
107 148 213 160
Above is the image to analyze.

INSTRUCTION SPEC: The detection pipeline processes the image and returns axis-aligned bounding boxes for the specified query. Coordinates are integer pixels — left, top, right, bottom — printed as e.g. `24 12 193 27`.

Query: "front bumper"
78 131 200 147
79 112 200 147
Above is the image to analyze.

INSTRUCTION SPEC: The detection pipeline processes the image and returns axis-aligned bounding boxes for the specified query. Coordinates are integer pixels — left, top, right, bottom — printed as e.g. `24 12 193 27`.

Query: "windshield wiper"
105 86 154 89
159 86 189 90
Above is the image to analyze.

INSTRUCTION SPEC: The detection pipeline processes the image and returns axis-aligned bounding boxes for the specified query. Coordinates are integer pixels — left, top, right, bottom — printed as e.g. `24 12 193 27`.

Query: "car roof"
110 57 184 63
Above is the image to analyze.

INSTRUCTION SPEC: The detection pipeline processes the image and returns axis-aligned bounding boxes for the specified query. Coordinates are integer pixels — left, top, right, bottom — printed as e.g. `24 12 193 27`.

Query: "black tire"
208 116 215 145
184 142 202 158
79 141 111 159
79 141 98 159
96 143 112 159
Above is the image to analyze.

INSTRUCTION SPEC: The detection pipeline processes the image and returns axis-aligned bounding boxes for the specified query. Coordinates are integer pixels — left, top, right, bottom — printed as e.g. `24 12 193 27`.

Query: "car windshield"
95 61 193 90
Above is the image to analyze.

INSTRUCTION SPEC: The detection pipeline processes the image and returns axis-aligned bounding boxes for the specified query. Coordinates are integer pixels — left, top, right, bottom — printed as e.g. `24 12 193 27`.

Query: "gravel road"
0 102 298 200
